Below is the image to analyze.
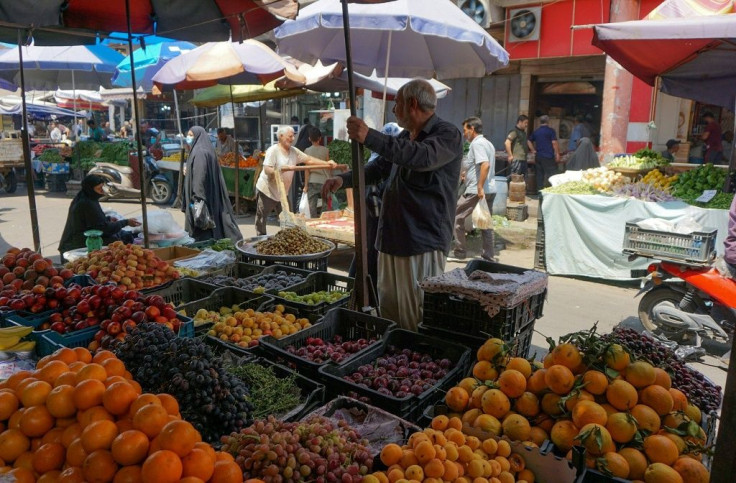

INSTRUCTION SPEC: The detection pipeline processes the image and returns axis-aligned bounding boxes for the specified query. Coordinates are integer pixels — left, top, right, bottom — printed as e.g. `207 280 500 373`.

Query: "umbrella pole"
172 89 186 209
341 0 372 312
72 71 77 134
125 0 149 248
230 84 240 215
380 31 392 125
16 30 41 254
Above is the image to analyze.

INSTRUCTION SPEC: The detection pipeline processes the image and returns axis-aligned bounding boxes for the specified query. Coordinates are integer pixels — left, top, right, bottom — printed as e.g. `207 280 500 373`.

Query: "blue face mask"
185 135 194 145
150 137 156 145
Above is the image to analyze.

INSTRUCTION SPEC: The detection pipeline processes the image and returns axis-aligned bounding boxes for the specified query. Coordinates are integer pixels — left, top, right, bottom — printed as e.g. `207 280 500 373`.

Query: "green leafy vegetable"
228 363 302 419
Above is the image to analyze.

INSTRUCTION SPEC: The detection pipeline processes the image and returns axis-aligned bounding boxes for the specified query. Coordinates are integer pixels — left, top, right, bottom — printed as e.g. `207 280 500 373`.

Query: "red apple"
50 322 65 333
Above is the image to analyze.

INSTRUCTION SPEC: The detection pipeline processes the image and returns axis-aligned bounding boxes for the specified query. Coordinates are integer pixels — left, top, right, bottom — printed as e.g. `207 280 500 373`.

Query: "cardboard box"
152 246 199 264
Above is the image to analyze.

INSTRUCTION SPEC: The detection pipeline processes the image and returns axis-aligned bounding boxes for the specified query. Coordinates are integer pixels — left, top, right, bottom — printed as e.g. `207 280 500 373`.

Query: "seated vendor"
661 139 680 162
58 174 141 262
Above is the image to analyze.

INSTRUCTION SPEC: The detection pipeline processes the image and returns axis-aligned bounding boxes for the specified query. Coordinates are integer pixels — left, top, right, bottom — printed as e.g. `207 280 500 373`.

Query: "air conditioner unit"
508 7 542 43
457 0 491 29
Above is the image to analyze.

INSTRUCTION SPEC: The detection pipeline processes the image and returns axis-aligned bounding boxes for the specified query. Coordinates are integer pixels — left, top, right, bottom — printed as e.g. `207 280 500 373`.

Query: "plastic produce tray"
318 329 471 422
422 259 546 341
301 396 421 457
178 287 274 328
205 299 312 357
622 219 717 265
235 356 325 422
236 265 313 294
140 277 218 308
35 314 194 357
274 272 354 321
239 250 329 272
197 262 265 282
259 307 396 381
418 318 537 358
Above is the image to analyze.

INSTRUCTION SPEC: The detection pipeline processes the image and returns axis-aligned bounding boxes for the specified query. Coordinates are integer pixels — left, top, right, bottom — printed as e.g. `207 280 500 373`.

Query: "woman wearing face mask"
58 174 141 262
182 126 243 242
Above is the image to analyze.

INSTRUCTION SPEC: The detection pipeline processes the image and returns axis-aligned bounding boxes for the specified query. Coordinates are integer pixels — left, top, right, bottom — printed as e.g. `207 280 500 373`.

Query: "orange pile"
443 338 711 483
0 347 243 483
370 415 535 483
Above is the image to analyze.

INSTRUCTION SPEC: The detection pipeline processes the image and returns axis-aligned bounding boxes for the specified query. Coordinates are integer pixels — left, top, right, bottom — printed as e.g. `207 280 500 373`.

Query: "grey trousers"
378 250 446 331
306 182 323 218
255 190 281 236
452 193 496 259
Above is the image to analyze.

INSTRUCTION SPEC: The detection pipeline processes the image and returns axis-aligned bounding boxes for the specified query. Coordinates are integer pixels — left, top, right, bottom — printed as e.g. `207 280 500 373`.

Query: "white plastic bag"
472 199 493 230
298 192 311 218
146 210 181 234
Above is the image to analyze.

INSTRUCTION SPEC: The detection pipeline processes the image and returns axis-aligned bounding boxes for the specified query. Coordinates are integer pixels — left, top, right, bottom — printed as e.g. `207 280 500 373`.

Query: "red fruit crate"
258 307 396 381
318 329 471 422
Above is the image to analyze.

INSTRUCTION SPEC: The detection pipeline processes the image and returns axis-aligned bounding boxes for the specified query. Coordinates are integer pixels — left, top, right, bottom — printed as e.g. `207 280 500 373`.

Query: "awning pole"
172 89 186 209
341 0 372 312
125 0 149 248
17 30 41 254
230 84 240 215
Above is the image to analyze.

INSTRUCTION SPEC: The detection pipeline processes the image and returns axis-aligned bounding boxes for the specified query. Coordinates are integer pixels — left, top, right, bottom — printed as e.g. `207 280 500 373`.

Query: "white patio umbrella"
274 0 509 309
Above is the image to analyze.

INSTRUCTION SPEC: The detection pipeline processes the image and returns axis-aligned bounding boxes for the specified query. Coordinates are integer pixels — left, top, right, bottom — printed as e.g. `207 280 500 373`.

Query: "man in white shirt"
254 126 336 235
49 122 62 143
449 116 497 262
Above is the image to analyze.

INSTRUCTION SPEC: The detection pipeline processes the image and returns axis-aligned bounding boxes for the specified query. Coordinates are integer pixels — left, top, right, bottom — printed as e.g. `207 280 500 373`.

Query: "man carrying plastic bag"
448 117 497 262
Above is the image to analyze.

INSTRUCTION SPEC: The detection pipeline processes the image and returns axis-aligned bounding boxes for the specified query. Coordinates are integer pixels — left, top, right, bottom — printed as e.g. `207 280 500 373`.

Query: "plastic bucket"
491 176 508 215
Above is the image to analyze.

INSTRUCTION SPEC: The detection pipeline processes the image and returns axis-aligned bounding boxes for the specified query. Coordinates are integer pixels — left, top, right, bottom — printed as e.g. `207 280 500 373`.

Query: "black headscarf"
59 174 128 254
183 126 242 241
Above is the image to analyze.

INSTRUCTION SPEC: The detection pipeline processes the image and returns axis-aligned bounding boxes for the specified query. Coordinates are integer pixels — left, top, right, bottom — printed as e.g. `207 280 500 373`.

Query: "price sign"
695 190 718 203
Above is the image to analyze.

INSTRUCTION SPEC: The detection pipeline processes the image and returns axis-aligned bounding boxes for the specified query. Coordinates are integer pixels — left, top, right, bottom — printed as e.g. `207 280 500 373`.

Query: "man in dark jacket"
322 79 463 331
59 174 140 261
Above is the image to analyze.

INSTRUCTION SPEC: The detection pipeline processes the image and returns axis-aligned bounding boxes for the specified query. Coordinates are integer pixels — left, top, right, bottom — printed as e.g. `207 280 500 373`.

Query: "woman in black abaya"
182 126 243 242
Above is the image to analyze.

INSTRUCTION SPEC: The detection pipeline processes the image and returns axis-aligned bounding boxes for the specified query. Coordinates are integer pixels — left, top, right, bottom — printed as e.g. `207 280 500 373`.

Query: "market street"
0 186 726 392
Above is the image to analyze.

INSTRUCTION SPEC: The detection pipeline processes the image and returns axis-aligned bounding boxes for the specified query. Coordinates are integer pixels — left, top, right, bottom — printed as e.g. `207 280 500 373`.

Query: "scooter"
88 154 174 205
636 259 736 355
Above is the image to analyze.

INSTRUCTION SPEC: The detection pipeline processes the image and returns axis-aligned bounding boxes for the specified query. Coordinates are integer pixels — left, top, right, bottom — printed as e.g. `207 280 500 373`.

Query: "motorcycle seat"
96 162 133 175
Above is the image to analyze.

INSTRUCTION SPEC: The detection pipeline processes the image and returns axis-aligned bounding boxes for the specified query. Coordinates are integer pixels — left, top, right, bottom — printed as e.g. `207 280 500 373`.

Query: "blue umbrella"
112 41 196 91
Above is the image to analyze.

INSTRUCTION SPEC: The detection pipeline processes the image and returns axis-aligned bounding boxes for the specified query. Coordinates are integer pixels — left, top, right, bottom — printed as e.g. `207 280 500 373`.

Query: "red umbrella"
0 0 298 252
0 0 299 44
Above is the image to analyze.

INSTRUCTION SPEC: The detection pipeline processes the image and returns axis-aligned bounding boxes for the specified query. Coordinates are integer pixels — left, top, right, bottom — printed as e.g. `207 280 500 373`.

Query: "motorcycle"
636 258 736 355
88 154 174 205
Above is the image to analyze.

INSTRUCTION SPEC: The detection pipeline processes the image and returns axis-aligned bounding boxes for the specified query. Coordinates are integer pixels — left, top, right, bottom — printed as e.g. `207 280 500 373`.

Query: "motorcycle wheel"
150 180 173 205
638 287 692 341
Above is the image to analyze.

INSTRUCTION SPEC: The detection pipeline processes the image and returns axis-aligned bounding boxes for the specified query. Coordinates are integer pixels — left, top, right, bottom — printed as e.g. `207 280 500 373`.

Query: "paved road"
0 185 727 391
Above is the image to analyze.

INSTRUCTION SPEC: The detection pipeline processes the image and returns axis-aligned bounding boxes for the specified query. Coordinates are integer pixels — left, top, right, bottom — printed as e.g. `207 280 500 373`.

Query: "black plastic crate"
534 242 546 270
205 298 314 357
418 318 537 358
197 262 264 282
422 260 546 342
302 397 421 456
536 218 545 243
274 272 354 320
318 329 471 422
231 265 313 294
140 277 218 308
238 253 328 272
259 307 396 381
177 287 275 328
226 355 325 422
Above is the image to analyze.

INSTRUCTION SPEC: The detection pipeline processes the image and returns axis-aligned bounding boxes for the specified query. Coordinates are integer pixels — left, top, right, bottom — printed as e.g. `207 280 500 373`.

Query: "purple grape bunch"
603 327 722 412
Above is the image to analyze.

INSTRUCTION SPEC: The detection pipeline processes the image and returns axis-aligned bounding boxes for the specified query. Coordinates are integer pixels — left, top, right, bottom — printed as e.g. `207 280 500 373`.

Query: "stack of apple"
0 283 86 317
0 247 75 297
27 284 181 345
89 291 182 352
65 241 180 290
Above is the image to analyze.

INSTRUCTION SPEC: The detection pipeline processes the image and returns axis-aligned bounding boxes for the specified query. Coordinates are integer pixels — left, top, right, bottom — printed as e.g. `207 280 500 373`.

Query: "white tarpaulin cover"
541 193 729 280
